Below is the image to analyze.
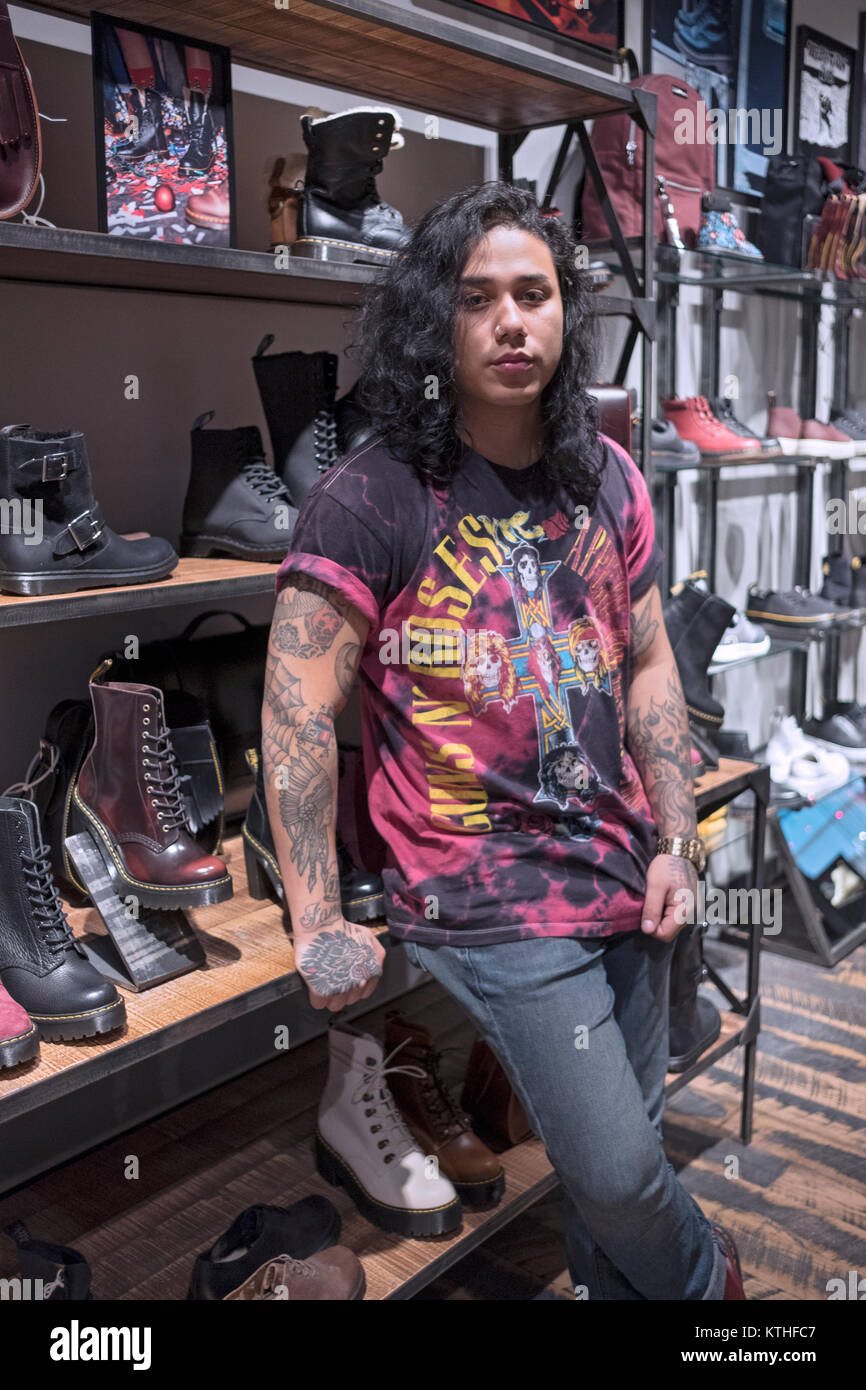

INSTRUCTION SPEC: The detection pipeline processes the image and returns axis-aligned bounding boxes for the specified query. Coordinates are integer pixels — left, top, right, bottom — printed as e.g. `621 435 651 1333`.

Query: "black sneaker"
712 398 782 455
188 1198 342 1300
802 712 866 762
831 412 866 446
635 416 701 464
820 554 866 623
745 584 848 629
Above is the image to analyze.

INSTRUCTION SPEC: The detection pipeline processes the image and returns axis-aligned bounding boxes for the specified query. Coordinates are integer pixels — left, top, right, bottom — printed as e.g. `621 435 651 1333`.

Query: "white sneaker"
712 611 771 663
766 714 851 798
316 1024 462 1236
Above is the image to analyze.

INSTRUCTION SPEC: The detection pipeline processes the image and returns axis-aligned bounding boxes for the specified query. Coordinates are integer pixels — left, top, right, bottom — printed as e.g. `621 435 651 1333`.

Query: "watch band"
656 835 705 870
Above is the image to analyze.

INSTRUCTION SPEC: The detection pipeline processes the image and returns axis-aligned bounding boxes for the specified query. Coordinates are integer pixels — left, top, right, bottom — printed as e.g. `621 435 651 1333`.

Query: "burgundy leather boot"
0 979 38 1069
74 681 232 909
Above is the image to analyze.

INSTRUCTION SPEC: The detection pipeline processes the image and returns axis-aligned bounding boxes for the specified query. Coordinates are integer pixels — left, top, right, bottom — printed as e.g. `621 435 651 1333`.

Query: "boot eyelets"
143 704 150 711
142 718 150 726
162 827 170 834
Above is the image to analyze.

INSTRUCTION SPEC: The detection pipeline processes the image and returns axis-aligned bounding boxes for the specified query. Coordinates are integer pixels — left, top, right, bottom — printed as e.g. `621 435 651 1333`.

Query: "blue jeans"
402 931 727 1300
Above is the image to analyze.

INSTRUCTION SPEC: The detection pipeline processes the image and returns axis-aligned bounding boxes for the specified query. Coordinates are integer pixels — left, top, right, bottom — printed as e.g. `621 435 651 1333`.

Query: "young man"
261 183 744 1300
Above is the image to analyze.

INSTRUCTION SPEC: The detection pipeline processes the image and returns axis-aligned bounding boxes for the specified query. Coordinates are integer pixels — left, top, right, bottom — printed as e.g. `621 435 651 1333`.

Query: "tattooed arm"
625 582 698 941
261 573 385 1011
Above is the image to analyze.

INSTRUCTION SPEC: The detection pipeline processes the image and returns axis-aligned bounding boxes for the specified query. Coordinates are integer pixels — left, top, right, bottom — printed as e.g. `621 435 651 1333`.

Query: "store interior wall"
2 1 866 790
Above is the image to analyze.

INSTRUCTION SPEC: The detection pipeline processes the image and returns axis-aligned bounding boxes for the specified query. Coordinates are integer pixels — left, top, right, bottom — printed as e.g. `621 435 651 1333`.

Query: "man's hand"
640 853 698 943
294 918 386 1012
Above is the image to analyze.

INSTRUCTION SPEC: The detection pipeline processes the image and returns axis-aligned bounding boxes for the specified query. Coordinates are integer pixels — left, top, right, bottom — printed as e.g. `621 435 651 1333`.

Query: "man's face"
453 226 564 410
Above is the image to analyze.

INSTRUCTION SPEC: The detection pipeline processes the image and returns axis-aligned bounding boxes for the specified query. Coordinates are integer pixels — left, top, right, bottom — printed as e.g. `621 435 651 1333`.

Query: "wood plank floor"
0 932 863 1300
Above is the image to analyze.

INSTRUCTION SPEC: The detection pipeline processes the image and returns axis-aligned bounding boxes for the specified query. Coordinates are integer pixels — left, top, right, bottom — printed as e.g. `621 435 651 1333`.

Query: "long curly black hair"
352 181 606 511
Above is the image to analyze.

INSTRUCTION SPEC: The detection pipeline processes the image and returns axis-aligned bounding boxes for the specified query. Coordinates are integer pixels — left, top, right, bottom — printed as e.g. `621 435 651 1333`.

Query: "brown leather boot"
186 177 230 231
0 2 42 219
224 1246 365 1300
74 681 232 909
384 1011 505 1206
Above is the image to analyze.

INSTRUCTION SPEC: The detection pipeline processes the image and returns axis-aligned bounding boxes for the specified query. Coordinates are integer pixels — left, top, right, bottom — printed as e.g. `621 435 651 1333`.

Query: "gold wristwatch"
655 835 706 874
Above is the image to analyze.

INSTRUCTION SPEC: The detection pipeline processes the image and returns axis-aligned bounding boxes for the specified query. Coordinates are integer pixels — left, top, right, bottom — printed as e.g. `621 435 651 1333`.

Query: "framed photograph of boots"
91 12 235 247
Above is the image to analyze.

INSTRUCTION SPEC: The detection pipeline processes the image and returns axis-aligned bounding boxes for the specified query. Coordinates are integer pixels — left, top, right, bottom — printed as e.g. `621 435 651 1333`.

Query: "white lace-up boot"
315 1023 462 1236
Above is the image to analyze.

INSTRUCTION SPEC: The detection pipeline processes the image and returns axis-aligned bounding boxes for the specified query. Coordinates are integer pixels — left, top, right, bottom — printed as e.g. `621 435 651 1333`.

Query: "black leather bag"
109 610 269 815
755 154 824 267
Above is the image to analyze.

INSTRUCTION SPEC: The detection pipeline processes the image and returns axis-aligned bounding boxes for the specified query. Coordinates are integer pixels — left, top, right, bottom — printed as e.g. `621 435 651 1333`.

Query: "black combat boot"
0 797 126 1041
662 577 735 735
252 338 375 505
179 87 215 176
0 425 177 595
242 757 385 924
123 86 169 162
292 106 410 264
668 921 722 1072
180 413 298 561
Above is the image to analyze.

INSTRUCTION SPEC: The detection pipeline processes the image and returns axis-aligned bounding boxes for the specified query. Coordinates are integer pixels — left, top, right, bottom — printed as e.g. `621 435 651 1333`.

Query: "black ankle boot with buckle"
0 797 126 1041
0 424 177 595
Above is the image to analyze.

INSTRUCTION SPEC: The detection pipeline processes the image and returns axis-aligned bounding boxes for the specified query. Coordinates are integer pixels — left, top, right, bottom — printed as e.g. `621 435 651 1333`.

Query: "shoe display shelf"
0 0 661 1293
676 756 769 1145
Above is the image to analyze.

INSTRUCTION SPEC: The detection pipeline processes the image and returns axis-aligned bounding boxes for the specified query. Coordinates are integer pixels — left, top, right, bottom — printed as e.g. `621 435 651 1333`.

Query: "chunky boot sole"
185 209 229 231
314 1132 462 1237
31 996 127 1043
181 535 289 563
73 789 234 910
291 236 403 266
242 827 284 903
453 1172 506 1207
0 559 176 597
243 828 385 921
0 1021 40 1069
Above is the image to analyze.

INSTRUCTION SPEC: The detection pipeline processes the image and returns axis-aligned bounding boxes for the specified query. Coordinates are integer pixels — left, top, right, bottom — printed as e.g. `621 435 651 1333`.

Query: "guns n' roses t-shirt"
274 434 663 946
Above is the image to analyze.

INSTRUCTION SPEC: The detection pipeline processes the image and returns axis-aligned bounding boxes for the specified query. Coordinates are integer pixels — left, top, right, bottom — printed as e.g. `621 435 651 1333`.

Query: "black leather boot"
123 86 169 162
179 88 215 176
662 578 735 734
293 106 410 264
5 1221 93 1299
242 757 385 923
252 338 375 505
0 425 177 595
668 921 721 1072
0 797 126 1041
180 413 298 561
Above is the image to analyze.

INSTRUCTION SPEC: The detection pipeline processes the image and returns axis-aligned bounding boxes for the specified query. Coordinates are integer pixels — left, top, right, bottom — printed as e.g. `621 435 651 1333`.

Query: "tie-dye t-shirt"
274 433 663 946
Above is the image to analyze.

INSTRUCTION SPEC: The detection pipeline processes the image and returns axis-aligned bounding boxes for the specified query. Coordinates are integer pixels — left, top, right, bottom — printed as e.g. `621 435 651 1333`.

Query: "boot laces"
259 1254 314 1296
142 728 189 830
417 1044 470 1136
313 407 339 473
240 453 287 503
21 845 74 956
352 1037 428 1162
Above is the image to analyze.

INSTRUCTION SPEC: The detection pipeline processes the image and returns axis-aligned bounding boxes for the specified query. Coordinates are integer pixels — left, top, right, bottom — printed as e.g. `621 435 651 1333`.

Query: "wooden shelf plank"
27 0 636 131
0 556 280 627
0 223 378 306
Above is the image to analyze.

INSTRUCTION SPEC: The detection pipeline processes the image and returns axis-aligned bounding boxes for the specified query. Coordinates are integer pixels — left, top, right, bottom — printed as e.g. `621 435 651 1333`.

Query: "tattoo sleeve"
626 666 698 836
261 574 367 929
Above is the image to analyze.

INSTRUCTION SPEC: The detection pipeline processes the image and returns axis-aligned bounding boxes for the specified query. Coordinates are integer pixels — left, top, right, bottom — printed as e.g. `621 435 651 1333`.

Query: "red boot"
0 981 39 1069
661 397 755 455
713 1224 746 1299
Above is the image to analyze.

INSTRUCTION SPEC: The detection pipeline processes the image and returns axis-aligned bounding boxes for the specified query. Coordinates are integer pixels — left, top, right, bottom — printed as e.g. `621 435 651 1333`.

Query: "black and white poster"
794 26 855 164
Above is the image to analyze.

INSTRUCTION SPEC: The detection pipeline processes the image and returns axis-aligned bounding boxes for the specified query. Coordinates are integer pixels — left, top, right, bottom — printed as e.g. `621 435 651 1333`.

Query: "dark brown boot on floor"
384 1010 505 1205
75 680 232 910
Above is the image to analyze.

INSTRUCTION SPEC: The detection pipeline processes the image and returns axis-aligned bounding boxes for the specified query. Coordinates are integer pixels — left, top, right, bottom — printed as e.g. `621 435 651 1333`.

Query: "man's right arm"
261 572 385 1011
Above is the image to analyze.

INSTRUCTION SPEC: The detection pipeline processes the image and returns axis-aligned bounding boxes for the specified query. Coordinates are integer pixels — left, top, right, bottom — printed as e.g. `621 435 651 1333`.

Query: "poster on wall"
449 0 623 55
649 1 789 197
91 11 235 247
853 13 866 173
794 26 855 166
